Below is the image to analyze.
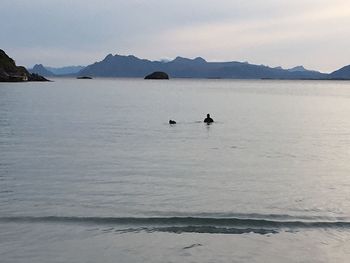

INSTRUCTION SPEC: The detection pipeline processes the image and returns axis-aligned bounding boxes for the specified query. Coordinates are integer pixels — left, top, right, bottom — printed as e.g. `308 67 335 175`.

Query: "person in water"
204 113 214 124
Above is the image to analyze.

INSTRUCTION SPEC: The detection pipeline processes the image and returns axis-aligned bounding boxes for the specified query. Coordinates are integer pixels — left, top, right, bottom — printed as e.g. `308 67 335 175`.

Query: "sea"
1 78 350 262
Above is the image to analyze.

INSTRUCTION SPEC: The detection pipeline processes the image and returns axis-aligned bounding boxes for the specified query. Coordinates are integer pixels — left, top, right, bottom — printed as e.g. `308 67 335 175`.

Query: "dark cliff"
0 50 49 82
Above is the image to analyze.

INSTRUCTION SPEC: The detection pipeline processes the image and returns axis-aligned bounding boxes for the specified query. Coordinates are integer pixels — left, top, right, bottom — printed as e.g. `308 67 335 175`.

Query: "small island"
0 50 49 82
144 71 169 80
77 76 93 79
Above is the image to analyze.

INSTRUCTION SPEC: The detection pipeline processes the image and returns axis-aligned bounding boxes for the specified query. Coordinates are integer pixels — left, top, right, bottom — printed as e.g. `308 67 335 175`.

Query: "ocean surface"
1 78 350 262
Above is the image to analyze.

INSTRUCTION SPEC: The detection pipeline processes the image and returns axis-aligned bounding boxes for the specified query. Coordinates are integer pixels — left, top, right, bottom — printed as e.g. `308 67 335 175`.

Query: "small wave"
1 216 350 232
110 226 277 235
150 226 277 235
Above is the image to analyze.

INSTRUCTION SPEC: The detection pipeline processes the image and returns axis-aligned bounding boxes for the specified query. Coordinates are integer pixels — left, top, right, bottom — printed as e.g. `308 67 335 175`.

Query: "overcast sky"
2 0 350 72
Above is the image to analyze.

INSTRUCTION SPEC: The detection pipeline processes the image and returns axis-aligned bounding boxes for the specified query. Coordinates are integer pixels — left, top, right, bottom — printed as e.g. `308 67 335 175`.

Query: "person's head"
207 114 210 118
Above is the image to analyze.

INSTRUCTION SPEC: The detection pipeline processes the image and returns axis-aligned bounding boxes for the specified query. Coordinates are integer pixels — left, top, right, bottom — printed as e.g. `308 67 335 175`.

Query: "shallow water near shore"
1 78 350 262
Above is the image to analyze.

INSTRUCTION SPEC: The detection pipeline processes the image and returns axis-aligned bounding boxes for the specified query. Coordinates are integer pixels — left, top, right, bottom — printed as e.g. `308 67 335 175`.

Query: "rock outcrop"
0 50 49 82
144 71 169 79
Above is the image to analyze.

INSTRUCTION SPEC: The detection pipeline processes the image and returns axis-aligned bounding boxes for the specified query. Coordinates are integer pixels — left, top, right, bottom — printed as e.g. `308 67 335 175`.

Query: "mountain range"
29 54 350 80
29 64 85 77
46 65 85 75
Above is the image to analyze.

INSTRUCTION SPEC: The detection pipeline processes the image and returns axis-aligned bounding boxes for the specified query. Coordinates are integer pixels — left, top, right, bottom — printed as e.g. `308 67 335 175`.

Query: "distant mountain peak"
29 64 55 76
32 64 46 70
103 54 114 61
173 56 188 62
172 56 206 64
194 57 206 63
288 65 307 72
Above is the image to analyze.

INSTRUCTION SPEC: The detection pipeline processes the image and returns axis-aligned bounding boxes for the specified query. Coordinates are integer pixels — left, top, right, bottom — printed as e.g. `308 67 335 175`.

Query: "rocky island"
0 49 49 82
144 71 169 79
77 76 92 79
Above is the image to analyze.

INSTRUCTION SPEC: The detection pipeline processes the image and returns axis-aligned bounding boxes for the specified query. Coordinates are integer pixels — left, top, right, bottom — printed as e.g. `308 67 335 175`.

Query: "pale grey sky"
2 0 350 72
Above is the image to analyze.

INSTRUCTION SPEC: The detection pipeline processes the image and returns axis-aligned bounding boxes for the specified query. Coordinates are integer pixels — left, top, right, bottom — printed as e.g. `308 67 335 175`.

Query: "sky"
2 0 350 72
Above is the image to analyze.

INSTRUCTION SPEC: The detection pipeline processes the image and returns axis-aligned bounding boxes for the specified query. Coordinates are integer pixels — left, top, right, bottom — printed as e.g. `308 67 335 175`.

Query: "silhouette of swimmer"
169 120 176 124
204 113 214 124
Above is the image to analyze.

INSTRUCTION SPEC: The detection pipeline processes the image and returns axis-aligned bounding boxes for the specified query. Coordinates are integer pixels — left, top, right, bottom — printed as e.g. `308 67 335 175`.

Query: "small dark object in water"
77 76 92 79
204 113 214 124
169 120 176 124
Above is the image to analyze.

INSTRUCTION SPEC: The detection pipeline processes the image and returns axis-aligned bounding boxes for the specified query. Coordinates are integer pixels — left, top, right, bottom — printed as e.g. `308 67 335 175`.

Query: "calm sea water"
1 78 350 262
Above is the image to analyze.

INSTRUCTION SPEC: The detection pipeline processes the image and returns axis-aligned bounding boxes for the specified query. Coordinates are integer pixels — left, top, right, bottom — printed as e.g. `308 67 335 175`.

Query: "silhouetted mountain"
330 65 350 80
0 50 49 82
79 54 328 79
29 64 55 77
46 65 85 75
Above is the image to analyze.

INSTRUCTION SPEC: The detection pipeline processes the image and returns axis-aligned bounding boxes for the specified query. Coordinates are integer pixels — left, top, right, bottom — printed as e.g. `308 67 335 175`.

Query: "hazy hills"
3 46 349 81
27 53 350 80
46 65 85 75
29 64 85 77
78 54 329 79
